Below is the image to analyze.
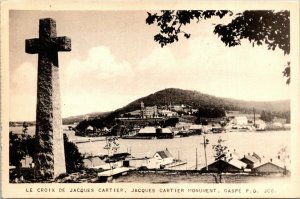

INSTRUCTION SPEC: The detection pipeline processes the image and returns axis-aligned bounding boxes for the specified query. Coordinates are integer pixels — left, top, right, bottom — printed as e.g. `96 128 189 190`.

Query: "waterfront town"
9 101 291 183
7 12 292 184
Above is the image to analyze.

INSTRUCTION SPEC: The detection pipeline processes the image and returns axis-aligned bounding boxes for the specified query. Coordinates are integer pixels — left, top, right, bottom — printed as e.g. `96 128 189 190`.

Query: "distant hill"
62 112 110 125
122 88 290 113
76 88 290 129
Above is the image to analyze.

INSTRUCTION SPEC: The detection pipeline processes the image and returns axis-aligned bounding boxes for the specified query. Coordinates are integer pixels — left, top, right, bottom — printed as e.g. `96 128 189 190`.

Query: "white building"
234 116 248 125
152 148 174 167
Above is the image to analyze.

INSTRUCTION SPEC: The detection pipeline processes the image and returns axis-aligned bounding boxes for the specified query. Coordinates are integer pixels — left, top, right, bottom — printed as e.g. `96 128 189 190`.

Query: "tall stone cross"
25 18 71 179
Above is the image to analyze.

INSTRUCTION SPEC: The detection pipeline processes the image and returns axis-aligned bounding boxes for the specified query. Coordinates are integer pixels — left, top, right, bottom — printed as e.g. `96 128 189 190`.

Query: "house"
253 158 289 174
240 153 261 169
234 116 248 126
170 105 183 112
200 159 247 173
152 148 174 168
86 125 94 131
255 120 266 130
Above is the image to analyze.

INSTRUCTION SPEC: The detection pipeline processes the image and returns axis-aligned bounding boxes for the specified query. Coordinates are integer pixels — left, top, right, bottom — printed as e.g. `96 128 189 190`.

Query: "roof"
161 128 172 134
241 155 260 163
229 159 248 169
201 159 247 170
254 158 289 170
138 126 156 134
155 149 173 159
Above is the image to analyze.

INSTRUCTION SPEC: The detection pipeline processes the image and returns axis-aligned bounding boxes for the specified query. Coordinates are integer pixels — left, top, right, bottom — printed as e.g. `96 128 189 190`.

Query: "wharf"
165 160 187 169
98 167 135 182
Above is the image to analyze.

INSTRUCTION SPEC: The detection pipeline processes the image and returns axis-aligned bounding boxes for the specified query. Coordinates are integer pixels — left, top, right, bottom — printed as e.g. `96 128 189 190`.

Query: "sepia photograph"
1 0 300 198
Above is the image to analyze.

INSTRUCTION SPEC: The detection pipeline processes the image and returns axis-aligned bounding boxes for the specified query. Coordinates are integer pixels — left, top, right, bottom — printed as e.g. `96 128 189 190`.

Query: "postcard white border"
1 0 300 198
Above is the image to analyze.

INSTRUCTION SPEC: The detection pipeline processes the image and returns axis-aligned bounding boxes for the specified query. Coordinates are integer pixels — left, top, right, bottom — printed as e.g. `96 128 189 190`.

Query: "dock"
71 137 106 144
97 167 135 182
165 160 187 169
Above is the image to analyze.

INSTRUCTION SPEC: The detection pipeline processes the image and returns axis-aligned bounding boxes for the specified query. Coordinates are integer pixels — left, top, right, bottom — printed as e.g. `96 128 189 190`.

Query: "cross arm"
25 38 39 54
55 36 71 51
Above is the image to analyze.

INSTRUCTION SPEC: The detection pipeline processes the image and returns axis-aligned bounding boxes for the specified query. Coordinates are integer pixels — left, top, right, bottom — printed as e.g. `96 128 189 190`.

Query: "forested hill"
124 88 290 113
75 88 289 129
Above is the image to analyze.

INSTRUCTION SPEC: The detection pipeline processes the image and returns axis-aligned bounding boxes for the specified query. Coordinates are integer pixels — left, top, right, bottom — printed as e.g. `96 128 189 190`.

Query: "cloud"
65 46 133 81
10 39 290 121
136 36 290 101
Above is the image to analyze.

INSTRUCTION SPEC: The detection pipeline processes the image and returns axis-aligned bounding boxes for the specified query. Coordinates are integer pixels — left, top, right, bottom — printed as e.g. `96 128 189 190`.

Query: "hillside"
76 88 290 129
122 88 290 113
62 112 110 125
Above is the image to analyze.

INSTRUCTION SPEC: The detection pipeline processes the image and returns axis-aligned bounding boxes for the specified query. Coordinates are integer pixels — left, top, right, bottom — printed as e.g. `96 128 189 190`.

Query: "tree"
9 132 26 168
146 10 290 83
9 132 35 168
63 134 84 173
22 122 28 135
212 137 232 183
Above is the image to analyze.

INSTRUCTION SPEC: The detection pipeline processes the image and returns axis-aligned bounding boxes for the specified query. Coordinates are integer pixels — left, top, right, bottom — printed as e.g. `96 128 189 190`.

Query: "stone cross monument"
25 18 71 179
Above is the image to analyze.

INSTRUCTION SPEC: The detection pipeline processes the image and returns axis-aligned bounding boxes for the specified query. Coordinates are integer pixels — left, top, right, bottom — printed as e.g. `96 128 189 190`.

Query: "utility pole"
253 107 256 126
195 148 198 170
201 135 209 171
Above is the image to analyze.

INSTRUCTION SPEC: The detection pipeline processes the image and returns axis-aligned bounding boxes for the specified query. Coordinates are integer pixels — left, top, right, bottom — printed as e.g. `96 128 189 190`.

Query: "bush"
63 134 85 173
9 131 84 175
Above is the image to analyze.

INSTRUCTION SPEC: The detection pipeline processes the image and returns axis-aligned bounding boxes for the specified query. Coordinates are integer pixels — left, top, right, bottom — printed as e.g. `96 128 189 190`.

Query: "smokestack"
278 155 280 160
270 158 272 162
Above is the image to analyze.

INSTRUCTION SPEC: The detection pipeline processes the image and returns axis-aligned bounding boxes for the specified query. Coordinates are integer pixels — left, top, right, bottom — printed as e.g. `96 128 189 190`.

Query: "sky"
9 10 290 121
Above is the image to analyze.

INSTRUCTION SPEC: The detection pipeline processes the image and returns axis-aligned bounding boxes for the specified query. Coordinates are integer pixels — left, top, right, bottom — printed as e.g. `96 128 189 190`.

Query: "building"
253 159 288 174
240 153 261 169
136 126 174 139
158 109 178 117
137 126 156 137
254 120 266 130
144 106 158 118
233 116 248 126
152 149 174 168
201 159 247 173
156 127 174 139
123 149 175 169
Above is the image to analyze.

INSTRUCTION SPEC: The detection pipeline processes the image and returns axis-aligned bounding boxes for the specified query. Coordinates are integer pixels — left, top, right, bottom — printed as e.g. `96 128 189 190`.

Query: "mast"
253 107 256 126
195 148 198 170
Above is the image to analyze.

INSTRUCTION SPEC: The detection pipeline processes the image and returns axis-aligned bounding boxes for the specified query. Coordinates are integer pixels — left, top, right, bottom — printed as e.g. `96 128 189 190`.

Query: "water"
73 131 290 170
9 126 290 170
